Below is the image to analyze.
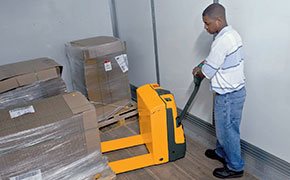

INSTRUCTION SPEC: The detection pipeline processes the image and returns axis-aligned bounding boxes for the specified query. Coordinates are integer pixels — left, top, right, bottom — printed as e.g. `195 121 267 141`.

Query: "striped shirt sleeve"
202 39 228 79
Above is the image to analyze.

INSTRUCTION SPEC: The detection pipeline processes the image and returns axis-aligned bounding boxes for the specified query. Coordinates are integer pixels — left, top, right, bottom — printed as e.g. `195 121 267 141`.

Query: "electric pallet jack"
101 75 203 174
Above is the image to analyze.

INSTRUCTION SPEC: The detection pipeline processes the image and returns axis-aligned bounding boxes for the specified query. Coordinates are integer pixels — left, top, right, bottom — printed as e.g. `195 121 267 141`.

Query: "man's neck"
217 23 228 34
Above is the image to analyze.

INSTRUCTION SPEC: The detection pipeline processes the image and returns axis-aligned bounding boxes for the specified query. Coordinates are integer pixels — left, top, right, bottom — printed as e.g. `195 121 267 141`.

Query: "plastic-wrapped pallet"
0 92 115 180
66 36 131 123
0 58 66 109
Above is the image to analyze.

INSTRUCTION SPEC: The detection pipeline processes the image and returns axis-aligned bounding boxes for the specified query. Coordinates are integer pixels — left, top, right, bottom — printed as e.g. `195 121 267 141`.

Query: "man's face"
203 15 219 34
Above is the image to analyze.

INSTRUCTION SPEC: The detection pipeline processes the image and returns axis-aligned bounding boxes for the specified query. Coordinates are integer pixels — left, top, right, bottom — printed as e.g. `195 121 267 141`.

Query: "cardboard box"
0 92 114 180
0 57 62 93
0 77 66 109
66 36 131 121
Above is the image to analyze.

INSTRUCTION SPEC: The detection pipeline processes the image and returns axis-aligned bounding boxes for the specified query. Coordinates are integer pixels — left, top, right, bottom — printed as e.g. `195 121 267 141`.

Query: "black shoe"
205 149 226 165
213 166 244 179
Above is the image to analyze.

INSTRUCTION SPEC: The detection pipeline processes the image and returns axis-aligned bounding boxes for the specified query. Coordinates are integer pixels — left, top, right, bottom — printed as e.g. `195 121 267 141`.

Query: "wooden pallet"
98 101 138 128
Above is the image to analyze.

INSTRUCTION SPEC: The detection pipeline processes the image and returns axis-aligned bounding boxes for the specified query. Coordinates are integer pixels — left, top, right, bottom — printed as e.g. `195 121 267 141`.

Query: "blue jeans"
214 87 246 172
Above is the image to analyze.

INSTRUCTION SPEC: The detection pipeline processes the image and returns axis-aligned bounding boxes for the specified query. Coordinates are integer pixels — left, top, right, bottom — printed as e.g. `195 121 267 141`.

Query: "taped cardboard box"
0 57 62 93
66 36 131 122
0 58 66 109
0 92 115 180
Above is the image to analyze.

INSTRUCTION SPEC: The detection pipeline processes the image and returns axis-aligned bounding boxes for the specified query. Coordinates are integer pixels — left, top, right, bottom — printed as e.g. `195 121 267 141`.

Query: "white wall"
114 0 157 87
115 0 214 122
0 0 113 90
154 0 214 124
221 0 290 163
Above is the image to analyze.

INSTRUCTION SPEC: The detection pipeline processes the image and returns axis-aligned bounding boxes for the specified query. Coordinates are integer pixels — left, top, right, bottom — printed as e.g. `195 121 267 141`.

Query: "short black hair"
202 3 226 20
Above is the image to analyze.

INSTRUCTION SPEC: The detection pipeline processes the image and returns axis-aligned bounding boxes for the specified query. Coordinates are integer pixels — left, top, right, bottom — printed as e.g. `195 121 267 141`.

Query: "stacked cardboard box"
0 92 115 180
66 36 131 122
0 58 66 109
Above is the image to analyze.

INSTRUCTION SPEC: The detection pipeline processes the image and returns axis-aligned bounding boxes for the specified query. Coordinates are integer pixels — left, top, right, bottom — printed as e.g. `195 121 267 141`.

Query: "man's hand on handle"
192 61 205 79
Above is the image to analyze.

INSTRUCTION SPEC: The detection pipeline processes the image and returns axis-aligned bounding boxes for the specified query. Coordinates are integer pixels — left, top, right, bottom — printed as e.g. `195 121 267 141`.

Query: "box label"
9 105 35 119
104 60 112 71
115 54 128 73
10 169 42 180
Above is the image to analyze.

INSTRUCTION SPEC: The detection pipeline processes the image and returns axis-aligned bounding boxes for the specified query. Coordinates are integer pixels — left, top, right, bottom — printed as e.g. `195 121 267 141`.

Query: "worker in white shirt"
192 3 246 179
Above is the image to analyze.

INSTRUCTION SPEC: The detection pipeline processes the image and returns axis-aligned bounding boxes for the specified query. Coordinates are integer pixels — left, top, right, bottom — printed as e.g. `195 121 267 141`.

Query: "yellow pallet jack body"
101 77 203 174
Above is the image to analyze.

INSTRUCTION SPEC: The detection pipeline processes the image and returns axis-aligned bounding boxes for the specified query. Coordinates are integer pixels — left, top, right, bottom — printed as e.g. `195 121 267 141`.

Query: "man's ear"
216 18 223 28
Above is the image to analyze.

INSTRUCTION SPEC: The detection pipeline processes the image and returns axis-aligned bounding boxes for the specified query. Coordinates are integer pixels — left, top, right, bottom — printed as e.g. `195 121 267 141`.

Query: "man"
192 3 246 179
